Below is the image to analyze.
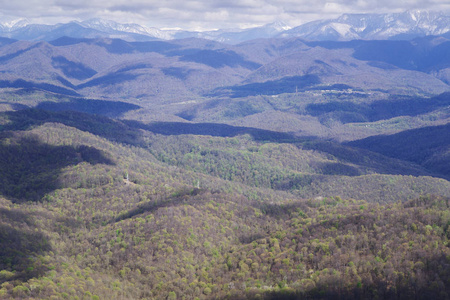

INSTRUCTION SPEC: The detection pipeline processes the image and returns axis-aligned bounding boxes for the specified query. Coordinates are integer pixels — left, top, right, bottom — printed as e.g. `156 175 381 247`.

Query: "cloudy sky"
1 0 450 30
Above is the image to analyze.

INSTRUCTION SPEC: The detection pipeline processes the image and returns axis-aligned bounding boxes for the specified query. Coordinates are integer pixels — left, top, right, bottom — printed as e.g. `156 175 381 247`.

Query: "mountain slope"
347 123 450 178
0 35 449 143
2 109 448 202
0 110 448 299
281 11 450 41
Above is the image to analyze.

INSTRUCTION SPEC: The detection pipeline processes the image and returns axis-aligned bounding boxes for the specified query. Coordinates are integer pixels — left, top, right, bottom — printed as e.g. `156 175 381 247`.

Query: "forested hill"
347 123 450 178
0 25 449 300
0 109 449 299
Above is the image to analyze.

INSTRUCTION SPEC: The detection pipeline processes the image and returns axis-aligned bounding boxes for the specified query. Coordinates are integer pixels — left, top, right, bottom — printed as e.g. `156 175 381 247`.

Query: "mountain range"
1 10 450 43
0 9 450 300
0 32 449 140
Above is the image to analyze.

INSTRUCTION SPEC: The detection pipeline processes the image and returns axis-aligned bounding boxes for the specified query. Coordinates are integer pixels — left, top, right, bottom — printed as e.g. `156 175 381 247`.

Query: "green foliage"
147 132 450 203
0 110 448 300
168 291 177 300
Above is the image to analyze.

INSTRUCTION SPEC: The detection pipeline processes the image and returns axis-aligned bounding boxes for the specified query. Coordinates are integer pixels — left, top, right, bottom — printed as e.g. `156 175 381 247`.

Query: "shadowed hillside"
126 120 299 142
35 98 141 118
0 109 144 145
0 207 53 284
347 123 450 178
0 132 114 202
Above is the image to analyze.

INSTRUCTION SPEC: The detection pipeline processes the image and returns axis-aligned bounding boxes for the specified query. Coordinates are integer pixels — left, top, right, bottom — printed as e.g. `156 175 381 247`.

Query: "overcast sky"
1 0 450 30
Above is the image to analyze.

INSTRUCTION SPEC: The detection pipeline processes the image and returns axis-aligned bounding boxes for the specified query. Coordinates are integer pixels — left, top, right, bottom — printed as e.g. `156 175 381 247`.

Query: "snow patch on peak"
80 18 171 39
0 18 30 30
266 21 291 32
284 10 450 41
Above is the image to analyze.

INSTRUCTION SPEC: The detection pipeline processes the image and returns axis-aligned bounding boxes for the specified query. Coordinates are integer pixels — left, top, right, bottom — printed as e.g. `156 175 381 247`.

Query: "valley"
0 14 449 299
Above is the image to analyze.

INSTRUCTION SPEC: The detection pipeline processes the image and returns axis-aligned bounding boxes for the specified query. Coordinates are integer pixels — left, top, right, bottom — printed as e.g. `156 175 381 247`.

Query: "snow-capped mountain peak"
0 18 30 31
281 10 450 41
80 18 171 40
264 21 291 32
0 11 449 43
82 18 146 34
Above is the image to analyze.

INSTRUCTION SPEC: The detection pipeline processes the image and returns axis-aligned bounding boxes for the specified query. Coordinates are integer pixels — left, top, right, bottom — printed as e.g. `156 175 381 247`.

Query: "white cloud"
1 0 449 30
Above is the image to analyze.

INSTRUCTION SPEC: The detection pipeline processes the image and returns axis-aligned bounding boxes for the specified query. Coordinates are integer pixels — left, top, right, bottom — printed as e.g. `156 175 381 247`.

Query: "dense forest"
0 109 449 299
0 29 449 300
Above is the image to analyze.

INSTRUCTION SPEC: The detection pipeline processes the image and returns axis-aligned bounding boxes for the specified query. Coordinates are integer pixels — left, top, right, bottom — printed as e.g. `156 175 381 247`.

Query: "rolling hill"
0 21 449 300
0 109 448 299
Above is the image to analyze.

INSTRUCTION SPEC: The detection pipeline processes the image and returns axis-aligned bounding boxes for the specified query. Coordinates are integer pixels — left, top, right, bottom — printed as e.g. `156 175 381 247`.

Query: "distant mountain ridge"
281 10 450 41
0 32 449 143
0 18 290 43
1 10 450 43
